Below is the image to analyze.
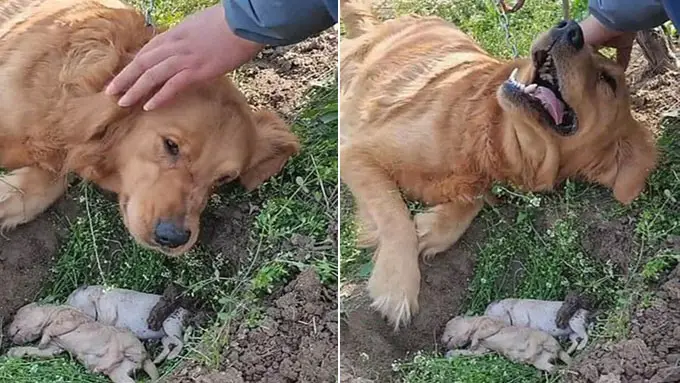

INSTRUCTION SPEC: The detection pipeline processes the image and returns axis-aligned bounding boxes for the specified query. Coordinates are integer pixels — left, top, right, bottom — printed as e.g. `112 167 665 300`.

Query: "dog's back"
68 285 165 339
339 0 499 143
485 298 579 337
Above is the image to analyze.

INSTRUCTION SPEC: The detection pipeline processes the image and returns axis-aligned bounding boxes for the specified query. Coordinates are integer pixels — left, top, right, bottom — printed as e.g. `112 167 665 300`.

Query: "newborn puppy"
484 298 589 354
67 285 189 364
441 315 571 373
6 303 158 383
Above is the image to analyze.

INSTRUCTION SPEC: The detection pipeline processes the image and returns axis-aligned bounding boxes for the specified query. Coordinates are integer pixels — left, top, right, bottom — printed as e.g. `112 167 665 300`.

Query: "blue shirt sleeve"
223 0 338 46
588 0 669 31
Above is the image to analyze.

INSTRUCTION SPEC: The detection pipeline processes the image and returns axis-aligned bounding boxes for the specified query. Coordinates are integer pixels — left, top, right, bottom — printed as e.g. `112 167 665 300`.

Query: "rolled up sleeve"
223 0 338 46
588 0 669 31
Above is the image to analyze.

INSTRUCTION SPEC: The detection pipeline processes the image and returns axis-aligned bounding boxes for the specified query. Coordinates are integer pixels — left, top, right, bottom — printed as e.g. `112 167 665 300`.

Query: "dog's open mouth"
504 50 577 135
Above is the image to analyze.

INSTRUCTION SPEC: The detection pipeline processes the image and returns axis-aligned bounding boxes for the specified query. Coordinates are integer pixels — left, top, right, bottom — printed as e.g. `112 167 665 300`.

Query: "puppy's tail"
555 291 587 329
341 0 379 38
143 359 159 381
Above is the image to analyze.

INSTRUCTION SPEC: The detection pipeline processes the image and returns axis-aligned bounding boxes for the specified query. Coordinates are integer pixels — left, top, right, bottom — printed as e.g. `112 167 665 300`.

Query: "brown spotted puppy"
7 303 158 383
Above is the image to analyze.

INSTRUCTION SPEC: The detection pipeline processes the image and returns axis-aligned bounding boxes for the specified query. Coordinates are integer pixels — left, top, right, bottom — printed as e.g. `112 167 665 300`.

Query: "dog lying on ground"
339 0 657 328
441 315 571 373
0 0 299 256
67 285 188 364
484 297 590 354
6 303 158 383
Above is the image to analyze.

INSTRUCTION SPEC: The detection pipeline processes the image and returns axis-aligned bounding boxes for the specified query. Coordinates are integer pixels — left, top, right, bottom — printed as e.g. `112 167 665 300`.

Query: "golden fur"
339 0 657 328
7 303 158 383
0 0 299 255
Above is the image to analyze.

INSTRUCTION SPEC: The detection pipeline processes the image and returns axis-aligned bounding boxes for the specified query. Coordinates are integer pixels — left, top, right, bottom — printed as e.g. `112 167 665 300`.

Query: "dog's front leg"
414 199 484 259
0 167 66 231
108 368 135 383
7 344 63 359
341 146 420 329
445 347 490 358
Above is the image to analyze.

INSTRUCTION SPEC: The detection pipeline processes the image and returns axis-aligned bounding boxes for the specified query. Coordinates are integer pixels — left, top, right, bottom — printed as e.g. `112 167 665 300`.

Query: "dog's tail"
143 358 159 381
555 291 588 329
341 0 380 38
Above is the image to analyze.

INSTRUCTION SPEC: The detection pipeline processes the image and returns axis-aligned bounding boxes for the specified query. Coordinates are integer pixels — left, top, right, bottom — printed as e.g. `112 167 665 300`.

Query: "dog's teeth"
524 84 537 93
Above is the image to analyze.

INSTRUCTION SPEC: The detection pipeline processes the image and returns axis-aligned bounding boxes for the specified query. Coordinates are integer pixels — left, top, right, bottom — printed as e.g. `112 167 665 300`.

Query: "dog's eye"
598 72 617 93
163 138 179 156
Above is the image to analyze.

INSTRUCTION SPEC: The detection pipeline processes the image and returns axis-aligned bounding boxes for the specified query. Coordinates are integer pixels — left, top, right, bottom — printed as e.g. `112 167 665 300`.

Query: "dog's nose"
554 20 584 50
154 221 191 248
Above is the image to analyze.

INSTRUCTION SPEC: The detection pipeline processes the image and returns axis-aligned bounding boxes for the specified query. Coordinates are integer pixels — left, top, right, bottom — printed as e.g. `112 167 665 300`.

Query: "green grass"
0 0 337 381
339 0 680 382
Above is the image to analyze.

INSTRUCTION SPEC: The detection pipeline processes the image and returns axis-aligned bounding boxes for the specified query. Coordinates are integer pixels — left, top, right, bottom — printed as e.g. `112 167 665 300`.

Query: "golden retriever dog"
442 315 571 373
7 303 158 383
0 0 299 255
340 0 657 328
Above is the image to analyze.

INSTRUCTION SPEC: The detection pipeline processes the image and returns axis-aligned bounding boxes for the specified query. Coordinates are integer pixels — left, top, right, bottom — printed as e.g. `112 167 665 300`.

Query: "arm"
580 0 670 69
224 0 338 46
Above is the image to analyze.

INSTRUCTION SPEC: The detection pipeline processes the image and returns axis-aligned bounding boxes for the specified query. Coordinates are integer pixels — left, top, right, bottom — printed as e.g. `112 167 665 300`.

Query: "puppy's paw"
368 246 421 329
415 210 454 259
6 347 27 358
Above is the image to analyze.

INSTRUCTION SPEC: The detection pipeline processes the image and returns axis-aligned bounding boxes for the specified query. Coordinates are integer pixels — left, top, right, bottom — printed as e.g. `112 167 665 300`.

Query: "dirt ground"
236 28 338 121
339 42 680 382
170 269 338 383
567 264 680 383
0 187 79 325
340 224 479 382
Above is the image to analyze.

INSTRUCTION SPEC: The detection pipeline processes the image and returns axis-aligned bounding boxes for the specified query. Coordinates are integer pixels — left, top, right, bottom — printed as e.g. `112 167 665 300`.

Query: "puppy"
441 315 571 373
340 0 656 328
66 285 188 364
0 0 299 256
6 303 158 383
484 298 589 354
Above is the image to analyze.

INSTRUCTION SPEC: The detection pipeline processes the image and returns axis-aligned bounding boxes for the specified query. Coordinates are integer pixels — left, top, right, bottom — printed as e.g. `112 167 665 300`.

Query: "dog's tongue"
533 86 564 125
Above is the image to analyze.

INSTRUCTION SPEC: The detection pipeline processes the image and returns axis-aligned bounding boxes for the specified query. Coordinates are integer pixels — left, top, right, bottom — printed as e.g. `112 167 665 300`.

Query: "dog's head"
64 79 299 256
441 316 503 350
497 20 630 137
7 303 53 344
440 316 476 349
496 20 656 203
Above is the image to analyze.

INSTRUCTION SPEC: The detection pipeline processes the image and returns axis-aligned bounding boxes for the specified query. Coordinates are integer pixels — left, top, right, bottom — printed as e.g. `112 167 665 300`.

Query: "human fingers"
117 55 184 107
105 39 176 97
143 69 194 111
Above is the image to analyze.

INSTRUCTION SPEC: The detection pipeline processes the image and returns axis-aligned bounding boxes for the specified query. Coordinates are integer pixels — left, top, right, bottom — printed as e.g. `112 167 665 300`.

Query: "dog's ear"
609 120 657 205
62 92 132 143
470 318 502 349
239 111 300 191
38 308 89 349
61 92 135 191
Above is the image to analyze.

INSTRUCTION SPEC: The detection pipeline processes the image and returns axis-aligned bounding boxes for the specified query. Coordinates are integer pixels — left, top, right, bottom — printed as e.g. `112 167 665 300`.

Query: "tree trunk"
635 27 679 73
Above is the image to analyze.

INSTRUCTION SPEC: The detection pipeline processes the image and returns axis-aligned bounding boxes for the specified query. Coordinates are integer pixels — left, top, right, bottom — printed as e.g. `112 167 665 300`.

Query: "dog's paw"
368 246 421 330
0 176 29 231
0 169 65 231
415 210 454 259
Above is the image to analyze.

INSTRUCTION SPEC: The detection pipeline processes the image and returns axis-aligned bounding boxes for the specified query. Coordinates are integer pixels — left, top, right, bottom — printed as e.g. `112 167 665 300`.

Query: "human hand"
106 4 264 111
580 15 635 69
